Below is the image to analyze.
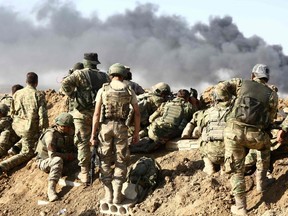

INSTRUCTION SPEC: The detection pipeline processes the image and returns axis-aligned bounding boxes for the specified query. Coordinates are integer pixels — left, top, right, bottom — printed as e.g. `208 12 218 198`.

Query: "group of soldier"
0 51 287 215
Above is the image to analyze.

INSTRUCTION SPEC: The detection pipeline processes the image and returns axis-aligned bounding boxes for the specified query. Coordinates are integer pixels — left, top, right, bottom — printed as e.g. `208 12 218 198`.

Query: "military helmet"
55 112 74 127
252 64 270 81
0 103 9 116
108 63 127 77
212 82 231 102
152 82 171 95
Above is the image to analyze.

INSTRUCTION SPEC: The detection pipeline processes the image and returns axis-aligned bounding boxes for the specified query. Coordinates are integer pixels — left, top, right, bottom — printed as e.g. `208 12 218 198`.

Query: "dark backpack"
127 156 161 202
74 69 108 111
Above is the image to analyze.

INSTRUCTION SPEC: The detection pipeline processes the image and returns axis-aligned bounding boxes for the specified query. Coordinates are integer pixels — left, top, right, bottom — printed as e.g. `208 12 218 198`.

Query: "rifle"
90 144 100 185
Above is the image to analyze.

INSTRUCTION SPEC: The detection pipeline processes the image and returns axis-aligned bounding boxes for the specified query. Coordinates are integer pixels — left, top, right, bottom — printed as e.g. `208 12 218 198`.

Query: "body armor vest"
103 84 132 120
202 106 227 142
161 100 184 126
232 80 272 128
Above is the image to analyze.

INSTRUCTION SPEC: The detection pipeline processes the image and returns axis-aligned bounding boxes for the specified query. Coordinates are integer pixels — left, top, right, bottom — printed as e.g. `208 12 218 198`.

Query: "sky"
0 0 287 96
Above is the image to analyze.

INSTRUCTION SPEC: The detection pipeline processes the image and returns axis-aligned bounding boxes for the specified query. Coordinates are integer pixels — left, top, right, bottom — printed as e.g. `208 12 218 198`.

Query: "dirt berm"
1 90 288 216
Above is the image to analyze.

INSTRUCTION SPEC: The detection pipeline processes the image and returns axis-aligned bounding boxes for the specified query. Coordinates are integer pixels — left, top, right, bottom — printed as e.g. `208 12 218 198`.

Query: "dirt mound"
1 90 288 216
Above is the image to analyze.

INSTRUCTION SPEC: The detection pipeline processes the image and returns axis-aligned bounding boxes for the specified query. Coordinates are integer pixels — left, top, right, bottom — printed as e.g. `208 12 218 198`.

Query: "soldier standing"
35 112 76 202
222 64 278 215
90 63 140 204
0 72 48 176
61 53 109 184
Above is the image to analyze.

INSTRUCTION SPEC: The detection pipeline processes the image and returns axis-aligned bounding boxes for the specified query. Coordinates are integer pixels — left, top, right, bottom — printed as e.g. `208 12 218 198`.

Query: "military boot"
112 180 125 204
256 171 275 192
231 194 247 216
78 166 89 184
47 180 58 202
103 182 113 203
203 157 215 175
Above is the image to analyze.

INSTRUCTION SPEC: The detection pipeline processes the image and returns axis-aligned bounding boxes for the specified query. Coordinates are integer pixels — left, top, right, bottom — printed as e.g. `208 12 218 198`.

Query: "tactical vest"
202 106 227 142
232 80 272 128
161 99 186 128
35 128 66 159
102 83 132 120
74 69 108 111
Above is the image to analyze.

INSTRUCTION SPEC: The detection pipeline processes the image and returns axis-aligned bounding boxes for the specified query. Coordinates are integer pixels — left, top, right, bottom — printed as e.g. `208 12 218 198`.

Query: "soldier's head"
26 72 38 87
124 66 132 80
212 82 232 104
11 84 24 95
108 63 127 80
152 82 171 97
55 112 74 135
190 88 198 99
0 103 9 117
177 89 190 102
69 62 84 74
83 53 100 69
251 64 270 82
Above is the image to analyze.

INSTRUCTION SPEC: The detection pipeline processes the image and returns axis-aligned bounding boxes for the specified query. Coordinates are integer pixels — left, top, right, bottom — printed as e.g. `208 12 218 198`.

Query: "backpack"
127 156 161 202
74 69 108 111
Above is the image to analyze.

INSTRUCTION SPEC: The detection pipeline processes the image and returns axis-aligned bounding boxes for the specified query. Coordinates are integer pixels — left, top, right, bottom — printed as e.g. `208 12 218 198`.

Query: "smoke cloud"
0 1 288 96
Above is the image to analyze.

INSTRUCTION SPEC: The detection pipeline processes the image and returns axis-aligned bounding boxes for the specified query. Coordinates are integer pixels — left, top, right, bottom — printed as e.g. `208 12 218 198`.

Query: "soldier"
90 63 140 204
145 89 194 151
0 72 49 176
123 66 145 95
0 84 24 116
222 64 278 215
137 82 172 138
35 112 77 202
61 53 109 184
0 104 20 158
182 83 232 175
60 62 85 113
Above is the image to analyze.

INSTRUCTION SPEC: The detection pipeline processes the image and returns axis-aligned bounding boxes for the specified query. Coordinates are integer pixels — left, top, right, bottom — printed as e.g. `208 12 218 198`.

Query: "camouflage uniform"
0 116 20 158
91 63 140 203
137 92 167 129
124 80 145 95
35 126 76 182
148 95 194 144
0 85 48 172
35 112 76 201
61 53 109 183
0 95 13 116
223 76 278 214
199 102 229 166
96 80 137 180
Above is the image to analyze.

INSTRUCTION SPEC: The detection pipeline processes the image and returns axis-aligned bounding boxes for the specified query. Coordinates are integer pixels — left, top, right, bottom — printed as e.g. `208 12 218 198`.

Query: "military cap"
83 53 101 64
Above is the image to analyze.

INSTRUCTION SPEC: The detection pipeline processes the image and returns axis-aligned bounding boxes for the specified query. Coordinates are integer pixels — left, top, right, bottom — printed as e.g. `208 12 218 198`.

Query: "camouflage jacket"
12 85 49 132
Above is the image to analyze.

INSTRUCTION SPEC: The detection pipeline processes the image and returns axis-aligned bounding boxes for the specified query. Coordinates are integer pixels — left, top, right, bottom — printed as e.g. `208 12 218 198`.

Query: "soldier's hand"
131 133 139 144
90 137 98 146
277 130 285 144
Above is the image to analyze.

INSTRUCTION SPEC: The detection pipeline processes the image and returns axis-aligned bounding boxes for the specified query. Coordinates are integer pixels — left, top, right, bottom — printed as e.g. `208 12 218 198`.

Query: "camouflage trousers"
148 121 181 144
200 140 225 165
98 120 130 186
224 123 271 195
72 110 92 168
0 132 38 171
38 156 63 181
0 141 13 158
